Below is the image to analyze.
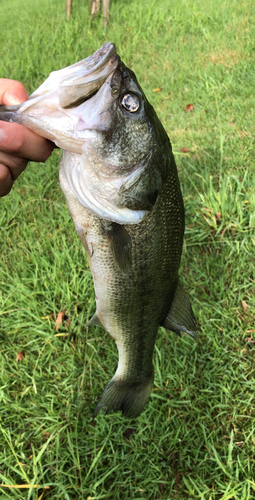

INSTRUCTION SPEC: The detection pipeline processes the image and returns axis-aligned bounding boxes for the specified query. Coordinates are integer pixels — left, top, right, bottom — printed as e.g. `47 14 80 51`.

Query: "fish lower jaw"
92 371 154 418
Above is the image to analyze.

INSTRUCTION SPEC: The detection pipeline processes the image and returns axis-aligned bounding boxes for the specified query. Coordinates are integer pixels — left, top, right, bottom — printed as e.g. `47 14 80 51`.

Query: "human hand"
0 79 54 196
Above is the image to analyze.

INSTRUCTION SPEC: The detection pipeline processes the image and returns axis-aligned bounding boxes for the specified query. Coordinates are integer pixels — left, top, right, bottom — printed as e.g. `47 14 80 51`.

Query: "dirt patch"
209 49 245 67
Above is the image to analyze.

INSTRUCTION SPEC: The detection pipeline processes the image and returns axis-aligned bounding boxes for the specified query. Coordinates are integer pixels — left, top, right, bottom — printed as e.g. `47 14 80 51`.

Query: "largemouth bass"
0 42 197 417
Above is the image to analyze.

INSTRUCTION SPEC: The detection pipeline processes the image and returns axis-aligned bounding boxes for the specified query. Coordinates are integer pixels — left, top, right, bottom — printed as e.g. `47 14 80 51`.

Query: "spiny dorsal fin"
162 281 197 339
101 221 132 275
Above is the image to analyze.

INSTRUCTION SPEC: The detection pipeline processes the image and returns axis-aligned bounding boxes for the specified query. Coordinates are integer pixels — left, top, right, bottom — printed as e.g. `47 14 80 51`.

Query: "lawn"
0 0 254 498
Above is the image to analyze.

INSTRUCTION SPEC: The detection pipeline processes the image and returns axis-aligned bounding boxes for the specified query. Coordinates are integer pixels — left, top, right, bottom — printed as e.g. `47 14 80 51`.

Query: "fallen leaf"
16 352 25 362
180 147 190 153
241 300 248 311
186 104 194 111
244 337 255 343
55 310 66 330
153 87 161 92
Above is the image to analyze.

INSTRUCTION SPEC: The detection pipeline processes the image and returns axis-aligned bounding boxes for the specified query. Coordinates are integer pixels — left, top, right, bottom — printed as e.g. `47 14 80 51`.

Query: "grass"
0 0 254 498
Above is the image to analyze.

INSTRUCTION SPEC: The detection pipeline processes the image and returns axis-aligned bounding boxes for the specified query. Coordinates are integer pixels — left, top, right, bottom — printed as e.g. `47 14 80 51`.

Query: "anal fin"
162 281 198 339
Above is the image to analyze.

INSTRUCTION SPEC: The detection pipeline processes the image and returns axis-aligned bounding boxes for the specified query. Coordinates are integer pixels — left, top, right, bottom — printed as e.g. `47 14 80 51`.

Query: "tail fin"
92 374 154 418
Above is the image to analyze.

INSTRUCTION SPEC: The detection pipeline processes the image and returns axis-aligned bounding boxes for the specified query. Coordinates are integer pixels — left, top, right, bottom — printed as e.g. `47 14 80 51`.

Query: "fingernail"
4 90 28 106
5 94 23 105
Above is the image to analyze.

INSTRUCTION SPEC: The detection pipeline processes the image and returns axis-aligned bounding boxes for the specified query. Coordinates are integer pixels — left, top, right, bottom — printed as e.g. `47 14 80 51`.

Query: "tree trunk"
66 0 72 20
90 0 101 15
103 0 110 26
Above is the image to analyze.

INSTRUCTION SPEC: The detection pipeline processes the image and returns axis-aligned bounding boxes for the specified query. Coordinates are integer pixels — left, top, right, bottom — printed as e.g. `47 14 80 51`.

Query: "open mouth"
0 43 119 119
62 88 99 109
56 42 119 109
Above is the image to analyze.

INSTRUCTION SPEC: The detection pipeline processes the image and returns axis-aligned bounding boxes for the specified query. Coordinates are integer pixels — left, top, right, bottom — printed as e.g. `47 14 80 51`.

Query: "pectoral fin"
162 281 198 339
87 312 104 328
101 222 132 275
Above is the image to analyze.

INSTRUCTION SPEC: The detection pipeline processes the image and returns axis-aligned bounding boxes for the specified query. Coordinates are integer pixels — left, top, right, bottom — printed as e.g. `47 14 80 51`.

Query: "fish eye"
121 93 140 113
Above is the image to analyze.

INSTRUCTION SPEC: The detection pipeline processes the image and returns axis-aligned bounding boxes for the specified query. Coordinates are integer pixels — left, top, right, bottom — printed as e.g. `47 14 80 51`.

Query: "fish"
0 42 197 418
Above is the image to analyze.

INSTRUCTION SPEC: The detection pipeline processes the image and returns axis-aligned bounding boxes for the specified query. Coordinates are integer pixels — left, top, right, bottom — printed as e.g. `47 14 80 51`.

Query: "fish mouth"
57 42 119 109
0 43 147 224
15 42 119 115
0 42 120 152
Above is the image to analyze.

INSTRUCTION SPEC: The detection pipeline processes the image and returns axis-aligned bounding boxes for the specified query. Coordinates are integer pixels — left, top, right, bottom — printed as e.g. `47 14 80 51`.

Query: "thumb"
0 79 28 106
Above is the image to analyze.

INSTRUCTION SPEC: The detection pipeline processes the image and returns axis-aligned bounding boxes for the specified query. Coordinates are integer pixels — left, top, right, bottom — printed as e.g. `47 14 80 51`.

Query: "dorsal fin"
162 281 197 339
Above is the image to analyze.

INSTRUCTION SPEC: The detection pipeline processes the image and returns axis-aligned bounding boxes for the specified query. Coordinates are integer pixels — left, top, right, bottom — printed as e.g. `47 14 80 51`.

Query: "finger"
0 151 28 180
0 78 28 105
0 163 14 196
0 121 54 162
